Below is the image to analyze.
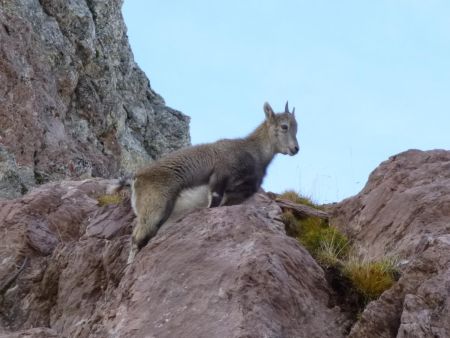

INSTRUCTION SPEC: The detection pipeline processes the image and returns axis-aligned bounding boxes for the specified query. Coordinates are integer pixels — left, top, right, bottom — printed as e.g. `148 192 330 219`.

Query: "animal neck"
246 121 277 166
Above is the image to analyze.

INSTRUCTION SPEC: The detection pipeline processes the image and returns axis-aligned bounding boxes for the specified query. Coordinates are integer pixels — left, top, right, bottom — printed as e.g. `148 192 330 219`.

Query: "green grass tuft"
281 210 299 237
315 230 351 268
280 199 399 307
299 218 350 260
281 208 352 264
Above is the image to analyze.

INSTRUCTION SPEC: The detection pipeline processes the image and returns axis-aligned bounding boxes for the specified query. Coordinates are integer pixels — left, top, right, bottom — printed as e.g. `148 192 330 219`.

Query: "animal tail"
107 175 134 194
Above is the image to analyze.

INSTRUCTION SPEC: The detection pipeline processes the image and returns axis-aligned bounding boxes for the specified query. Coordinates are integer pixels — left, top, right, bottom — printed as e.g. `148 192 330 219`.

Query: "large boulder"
0 180 347 338
2 150 449 337
330 149 450 337
0 0 190 199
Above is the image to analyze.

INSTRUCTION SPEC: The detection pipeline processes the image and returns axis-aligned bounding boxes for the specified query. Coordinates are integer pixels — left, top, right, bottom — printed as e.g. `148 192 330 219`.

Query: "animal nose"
293 146 299 154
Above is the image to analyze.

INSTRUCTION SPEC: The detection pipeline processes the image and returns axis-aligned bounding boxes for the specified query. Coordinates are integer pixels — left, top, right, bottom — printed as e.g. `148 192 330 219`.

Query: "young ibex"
120 102 299 263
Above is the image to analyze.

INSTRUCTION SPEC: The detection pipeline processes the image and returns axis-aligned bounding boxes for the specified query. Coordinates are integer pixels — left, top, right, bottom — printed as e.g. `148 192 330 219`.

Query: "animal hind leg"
127 200 174 264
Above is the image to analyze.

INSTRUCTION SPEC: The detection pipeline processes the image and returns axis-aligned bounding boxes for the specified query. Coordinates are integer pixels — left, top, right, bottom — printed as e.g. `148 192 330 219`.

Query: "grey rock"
0 146 33 198
0 0 190 199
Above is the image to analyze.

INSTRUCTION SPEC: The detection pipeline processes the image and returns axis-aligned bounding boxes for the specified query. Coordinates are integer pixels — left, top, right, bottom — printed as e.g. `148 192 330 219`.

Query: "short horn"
285 101 289 113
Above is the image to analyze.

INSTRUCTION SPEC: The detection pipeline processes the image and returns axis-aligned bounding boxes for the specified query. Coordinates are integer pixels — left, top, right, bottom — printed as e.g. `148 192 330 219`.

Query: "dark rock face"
330 149 450 338
0 0 190 199
0 180 346 338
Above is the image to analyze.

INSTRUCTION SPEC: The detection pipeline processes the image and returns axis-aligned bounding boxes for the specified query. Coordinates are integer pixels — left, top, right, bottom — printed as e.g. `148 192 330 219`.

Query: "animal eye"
281 124 288 131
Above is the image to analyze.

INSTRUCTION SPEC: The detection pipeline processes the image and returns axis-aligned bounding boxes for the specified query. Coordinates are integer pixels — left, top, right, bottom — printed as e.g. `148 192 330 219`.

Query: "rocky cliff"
1 1 449 337
330 149 450 337
1 150 449 337
0 0 190 199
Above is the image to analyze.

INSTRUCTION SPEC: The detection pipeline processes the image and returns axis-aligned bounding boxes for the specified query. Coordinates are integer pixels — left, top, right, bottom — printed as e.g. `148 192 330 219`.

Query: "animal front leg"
208 173 226 208
220 175 259 206
209 191 224 207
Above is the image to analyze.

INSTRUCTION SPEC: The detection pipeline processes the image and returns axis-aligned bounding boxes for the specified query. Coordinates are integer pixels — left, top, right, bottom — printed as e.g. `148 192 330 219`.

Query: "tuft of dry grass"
280 194 399 306
278 190 319 209
342 256 398 301
97 193 123 206
316 230 351 268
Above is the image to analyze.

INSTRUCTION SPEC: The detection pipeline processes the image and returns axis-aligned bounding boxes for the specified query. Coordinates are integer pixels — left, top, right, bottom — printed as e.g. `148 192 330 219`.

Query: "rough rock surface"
0 180 347 338
0 0 190 199
330 149 450 338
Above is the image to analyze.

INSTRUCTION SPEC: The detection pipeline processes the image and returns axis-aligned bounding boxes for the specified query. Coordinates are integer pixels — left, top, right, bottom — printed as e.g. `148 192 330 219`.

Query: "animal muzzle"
289 145 299 155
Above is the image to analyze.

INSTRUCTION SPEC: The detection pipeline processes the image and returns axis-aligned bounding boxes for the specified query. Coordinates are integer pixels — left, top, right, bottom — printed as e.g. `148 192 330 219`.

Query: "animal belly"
167 185 210 222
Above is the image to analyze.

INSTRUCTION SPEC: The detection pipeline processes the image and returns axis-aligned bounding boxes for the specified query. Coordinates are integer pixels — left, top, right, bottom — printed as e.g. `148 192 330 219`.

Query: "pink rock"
330 149 450 338
0 180 346 337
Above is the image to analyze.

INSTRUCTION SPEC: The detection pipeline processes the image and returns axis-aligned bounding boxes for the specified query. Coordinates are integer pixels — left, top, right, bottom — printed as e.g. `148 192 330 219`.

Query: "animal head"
263 101 299 156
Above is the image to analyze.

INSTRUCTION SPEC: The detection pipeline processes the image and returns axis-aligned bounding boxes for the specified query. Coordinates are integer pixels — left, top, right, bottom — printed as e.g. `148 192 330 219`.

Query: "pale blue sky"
123 1 450 203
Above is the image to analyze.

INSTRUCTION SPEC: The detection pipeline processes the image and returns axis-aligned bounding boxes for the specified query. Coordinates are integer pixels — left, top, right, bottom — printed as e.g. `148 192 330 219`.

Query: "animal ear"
264 102 275 121
292 107 295 116
285 101 289 113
